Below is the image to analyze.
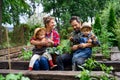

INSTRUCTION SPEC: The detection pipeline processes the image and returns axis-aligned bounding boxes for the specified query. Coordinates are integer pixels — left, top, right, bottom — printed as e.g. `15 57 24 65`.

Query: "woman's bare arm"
30 39 46 46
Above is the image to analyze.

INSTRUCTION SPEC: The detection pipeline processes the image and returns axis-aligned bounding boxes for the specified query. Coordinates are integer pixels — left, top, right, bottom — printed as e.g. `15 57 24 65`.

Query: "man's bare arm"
78 42 94 49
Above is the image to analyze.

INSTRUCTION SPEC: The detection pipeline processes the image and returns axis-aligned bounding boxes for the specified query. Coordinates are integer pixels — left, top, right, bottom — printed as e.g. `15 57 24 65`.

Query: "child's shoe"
28 67 33 71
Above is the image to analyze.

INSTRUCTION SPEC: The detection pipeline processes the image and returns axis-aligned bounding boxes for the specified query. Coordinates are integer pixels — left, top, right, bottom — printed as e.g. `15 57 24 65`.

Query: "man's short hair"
69 16 81 23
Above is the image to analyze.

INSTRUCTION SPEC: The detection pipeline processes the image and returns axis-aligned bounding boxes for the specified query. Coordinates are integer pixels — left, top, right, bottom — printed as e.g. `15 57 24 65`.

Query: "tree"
114 19 120 49
0 0 40 46
0 0 2 44
97 0 109 10
2 0 32 26
93 15 102 36
41 0 109 24
70 0 99 22
107 6 117 46
41 0 71 26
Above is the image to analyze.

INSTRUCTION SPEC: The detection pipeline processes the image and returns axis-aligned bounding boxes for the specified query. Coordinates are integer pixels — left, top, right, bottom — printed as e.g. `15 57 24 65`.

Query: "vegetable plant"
0 73 30 80
47 39 71 55
19 48 32 60
76 58 116 80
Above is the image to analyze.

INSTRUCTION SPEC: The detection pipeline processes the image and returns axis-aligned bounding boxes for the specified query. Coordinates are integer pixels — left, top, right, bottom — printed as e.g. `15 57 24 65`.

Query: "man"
56 16 99 70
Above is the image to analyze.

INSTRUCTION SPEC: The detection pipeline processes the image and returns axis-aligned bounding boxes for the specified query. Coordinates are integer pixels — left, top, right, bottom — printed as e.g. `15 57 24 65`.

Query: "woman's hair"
69 16 81 23
43 16 55 27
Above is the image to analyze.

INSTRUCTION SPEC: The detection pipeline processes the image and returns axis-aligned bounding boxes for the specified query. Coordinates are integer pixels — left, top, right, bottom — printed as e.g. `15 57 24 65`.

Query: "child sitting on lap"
72 22 100 70
29 28 57 70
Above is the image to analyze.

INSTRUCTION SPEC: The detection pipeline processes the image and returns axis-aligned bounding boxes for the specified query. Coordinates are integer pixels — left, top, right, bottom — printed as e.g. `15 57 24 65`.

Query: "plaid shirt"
71 30 100 46
46 29 60 47
70 30 82 45
30 29 60 47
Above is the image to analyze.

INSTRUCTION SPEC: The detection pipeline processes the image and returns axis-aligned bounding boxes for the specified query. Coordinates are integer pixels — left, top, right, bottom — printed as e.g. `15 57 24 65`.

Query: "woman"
30 16 60 70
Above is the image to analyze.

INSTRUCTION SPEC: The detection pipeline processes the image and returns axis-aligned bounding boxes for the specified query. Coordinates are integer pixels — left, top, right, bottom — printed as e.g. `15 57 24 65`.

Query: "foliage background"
0 0 120 52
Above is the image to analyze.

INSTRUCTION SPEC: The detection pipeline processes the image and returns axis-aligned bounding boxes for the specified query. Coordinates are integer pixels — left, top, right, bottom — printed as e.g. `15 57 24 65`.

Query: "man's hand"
78 43 87 48
87 39 92 43
69 36 74 42
71 45 79 51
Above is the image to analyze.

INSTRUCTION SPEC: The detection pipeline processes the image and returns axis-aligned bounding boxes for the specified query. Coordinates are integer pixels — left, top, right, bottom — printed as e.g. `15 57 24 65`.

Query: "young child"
72 22 100 70
29 27 57 70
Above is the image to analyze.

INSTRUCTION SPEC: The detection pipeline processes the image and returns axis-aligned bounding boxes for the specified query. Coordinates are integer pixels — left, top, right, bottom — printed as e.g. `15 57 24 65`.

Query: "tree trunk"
0 0 2 44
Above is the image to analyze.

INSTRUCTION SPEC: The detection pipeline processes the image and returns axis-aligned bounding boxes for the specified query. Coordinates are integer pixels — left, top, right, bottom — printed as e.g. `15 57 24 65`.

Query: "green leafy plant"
100 74 116 80
83 58 99 71
76 66 91 80
57 39 71 54
98 26 110 58
101 44 110 58
106 5 117 46
113 19 120 49
100 64 113 74
19 48 32 60
47 39 71 55
76 58 116 80
0 73 30 80
93 14 110 58
0 74 5 80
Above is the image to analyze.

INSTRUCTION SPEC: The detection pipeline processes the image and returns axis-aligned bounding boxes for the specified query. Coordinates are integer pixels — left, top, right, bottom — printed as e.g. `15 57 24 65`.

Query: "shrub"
0 73 30 80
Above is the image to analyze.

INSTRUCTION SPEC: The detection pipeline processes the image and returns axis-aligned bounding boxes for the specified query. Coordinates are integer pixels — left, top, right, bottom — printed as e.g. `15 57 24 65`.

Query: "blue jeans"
56 53 87 70
72 52 88 65
33 56 49 70
72 48 91 65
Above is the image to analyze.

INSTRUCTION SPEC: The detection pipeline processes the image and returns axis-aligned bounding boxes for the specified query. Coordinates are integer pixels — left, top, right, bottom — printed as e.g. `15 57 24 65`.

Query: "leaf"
21 76 30 80
0 74 5 80
6 74 18 80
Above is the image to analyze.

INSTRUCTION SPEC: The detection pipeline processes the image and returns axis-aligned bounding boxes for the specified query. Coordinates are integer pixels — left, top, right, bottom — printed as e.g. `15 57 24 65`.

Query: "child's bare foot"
50 65 57 69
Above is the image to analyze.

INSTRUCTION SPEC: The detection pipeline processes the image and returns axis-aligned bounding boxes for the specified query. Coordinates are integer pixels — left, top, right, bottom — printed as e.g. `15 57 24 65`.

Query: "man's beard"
75 29 80 33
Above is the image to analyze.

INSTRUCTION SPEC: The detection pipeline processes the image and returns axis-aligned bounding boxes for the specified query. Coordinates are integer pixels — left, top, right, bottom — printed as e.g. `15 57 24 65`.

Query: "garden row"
0 45 33 60
0 46 120 80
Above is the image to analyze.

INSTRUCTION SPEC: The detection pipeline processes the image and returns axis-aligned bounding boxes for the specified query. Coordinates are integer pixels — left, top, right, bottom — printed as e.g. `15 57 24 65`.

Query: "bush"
0 73 30 80
113 19 120 49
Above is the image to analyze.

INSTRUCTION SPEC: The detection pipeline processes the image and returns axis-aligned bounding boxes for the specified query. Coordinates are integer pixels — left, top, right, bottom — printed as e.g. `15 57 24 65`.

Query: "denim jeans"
56 53 87 70
33 56 49 70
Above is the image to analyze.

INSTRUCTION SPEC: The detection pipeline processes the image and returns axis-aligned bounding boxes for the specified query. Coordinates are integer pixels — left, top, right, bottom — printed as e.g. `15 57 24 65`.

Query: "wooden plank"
0 61 120 71
92 53 110 60
0 45 33 56
0 61 29 70
0 69 117 80
0 69 80 80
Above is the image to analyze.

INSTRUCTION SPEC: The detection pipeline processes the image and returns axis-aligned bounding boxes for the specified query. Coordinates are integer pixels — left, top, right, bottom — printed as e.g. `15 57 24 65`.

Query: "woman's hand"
31 39 46 46
47 39 54 44
45 39 54 47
